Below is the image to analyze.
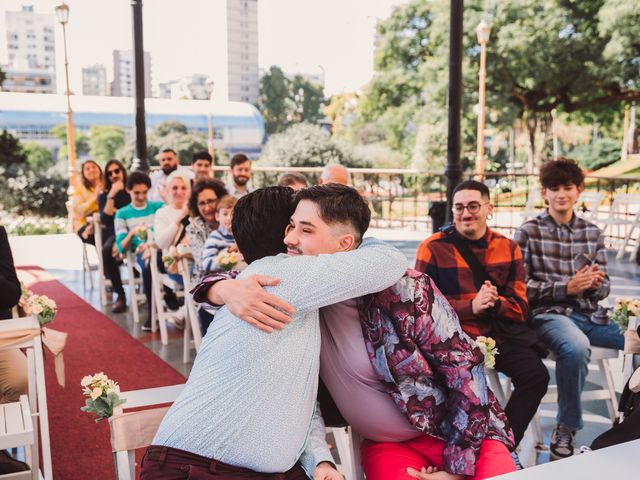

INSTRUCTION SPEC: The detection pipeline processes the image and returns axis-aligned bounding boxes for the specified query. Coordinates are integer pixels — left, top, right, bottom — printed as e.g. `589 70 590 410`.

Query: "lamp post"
474 20 491 178
207 80 215 164
55 2 77 197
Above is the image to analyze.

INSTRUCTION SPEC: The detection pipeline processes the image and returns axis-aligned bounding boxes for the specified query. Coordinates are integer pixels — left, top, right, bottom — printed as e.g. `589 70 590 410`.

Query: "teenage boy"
227 153 252 198
192 151 214 180
514 158 624 459
114 172 164 330
415 180 549 455
143 186 408 479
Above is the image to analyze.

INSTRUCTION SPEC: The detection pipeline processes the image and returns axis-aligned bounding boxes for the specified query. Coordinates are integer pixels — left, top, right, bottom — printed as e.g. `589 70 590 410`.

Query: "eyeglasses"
452 201 489 215
107 168 122 177
197 199 218 208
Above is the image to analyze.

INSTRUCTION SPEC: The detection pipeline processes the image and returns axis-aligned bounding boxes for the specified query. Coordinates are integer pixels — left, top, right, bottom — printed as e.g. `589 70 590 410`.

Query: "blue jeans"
532 312 624 430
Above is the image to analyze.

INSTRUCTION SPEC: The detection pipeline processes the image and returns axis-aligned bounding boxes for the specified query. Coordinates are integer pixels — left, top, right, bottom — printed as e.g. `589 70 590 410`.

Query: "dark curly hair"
189 178 228 219
539 157 585 189
103 159 128 192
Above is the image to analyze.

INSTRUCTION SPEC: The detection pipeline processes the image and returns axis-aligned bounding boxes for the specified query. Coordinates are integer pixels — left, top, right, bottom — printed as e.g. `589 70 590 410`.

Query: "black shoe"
111 294 127 314
0 450 29 474
550 424 576 459
141 320 152 332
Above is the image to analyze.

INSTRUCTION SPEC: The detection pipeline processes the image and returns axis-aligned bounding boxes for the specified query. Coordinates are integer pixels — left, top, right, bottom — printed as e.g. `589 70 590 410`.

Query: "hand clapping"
472 280 499 315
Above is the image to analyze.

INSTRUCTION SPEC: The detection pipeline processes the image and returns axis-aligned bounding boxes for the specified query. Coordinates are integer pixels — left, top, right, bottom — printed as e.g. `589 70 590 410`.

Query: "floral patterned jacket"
358 269 515 476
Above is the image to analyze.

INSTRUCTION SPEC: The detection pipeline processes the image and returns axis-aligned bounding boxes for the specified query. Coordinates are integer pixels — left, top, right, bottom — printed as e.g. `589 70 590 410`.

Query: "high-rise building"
111 49 152 98
158 74 213 100
3 5 56 93
226 0 259 104
82 64 108 96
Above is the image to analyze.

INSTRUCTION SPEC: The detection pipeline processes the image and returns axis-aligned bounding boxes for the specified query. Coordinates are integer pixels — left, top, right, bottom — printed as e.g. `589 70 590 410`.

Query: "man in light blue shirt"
145 185 407 479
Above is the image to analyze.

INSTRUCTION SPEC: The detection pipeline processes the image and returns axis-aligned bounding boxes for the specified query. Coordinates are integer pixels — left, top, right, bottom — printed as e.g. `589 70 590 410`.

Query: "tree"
0 129 27 172
90 125 127 162
23 142 54 171
289 75 325 125
261 123 369 168
259 66 290 135
51 124 90 160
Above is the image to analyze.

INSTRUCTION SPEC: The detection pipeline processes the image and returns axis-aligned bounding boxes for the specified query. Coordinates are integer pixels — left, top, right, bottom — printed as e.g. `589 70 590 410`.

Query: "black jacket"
0 226 20 320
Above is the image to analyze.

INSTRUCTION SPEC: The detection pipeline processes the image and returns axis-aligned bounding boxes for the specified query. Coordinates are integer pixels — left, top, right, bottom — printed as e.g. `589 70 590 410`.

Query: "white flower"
90 387 103 400
31 303 43 314
80 375 93 387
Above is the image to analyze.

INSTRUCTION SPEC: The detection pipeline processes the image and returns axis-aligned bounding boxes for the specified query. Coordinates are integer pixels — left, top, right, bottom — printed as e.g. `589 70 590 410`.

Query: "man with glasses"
415 180 549 458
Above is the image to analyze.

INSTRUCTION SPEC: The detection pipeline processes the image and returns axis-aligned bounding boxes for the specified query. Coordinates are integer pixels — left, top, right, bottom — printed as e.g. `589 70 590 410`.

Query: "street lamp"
55 2 77 198
207 80 216 164
475 20 491 178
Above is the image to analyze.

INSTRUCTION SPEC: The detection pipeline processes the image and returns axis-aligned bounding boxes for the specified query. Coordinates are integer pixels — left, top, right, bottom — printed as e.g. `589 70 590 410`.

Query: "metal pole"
445 0 464 224
475 39 488 178
208 111 215 163
61 22 77 194
131 0 148 172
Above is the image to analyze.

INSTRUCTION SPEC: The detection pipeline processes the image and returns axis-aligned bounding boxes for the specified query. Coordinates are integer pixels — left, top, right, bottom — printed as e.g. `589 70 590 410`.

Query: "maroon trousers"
139 445 309 479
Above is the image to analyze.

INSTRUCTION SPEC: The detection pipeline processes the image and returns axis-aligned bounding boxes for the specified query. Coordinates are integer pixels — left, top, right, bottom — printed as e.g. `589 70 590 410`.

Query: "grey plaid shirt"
514 210 610 319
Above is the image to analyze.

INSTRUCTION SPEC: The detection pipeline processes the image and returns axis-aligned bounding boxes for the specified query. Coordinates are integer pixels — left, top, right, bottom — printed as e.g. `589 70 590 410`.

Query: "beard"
162 164 178 176
233 175 249 186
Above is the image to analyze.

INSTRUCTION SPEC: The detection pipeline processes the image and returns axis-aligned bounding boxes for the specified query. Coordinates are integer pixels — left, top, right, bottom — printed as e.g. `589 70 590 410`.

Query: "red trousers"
361 436 516 480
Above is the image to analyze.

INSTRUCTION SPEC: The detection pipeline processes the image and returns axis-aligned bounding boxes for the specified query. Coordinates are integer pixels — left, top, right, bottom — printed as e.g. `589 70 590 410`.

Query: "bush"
0 167 68 217
570 138 620 171
5 216 67 236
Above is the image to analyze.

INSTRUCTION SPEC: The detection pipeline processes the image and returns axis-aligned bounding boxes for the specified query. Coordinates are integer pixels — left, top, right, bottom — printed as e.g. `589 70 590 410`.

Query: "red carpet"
17 266 186 479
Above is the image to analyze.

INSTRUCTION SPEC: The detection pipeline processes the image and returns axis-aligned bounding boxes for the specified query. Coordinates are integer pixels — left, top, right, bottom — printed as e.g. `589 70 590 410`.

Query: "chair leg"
598 358 619 422
332 427 355 479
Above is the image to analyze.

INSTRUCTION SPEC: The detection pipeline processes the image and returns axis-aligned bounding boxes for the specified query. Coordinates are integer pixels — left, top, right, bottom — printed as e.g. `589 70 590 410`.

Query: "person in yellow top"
72 159 104 244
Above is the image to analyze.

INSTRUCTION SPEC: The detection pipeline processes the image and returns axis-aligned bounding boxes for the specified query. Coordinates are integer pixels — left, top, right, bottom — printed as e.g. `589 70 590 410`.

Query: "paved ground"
9 231 640 468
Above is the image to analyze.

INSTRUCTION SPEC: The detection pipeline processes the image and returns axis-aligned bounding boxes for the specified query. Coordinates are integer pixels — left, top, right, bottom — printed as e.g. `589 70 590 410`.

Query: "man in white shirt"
226 153 253 198
148 148 194 203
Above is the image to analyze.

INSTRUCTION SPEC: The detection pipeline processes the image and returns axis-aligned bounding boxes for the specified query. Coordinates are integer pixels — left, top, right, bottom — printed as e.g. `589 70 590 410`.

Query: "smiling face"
106 163 124 184
196 188 218 225
452 189 493 240
283 200 355 256
231 160 252 187
169 177 190 209
83 161 102 186
541 183 582 217
192 159 212 179
128 183 149 208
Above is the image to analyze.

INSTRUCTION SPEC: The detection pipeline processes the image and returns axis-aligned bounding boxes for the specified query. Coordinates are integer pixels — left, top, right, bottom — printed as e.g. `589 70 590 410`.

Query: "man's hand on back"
209 275 295 333
471 280 499 316
313 462 343 480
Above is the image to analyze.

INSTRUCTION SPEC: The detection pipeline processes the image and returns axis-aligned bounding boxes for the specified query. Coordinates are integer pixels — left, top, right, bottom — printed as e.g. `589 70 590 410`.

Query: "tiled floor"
10 231 640 469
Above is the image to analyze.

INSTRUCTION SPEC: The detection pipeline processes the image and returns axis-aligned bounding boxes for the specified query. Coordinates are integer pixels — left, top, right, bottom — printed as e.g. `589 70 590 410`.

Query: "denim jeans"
532 312 624 430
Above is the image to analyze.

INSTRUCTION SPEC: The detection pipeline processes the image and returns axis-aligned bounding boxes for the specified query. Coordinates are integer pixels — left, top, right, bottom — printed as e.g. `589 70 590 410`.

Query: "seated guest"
201 195 238 274
277 172 309 192
191 151 214 180
72 160 103 244
143 186 407 480
415 180 549 456
154 170 192 257
515 158 624 459
97 160 131 313
197 185 517 480
148 148 194 203
0 225 29 473
226 153 252 198
318 163 349 186
114 172 164 331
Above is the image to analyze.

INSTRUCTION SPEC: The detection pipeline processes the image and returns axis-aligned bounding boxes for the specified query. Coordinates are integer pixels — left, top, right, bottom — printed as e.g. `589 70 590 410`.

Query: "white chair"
125 250 147 325
110 384 362 480
595 193 640 259
520 190 543 221
0 316 52 480
93 213 113 307
177 244 202 360
576 191 605 222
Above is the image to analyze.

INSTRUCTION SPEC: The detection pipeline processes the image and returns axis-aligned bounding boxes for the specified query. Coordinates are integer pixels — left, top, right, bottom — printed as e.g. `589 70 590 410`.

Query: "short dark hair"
103 159 128 192
126 171 151 190
189 178 228 219
539 157 585 189
192 151 212 164
232 186 295 264
230 153 250 168
452 180 490 200
278 172 309 188
294 184 370 242
161 148 177 156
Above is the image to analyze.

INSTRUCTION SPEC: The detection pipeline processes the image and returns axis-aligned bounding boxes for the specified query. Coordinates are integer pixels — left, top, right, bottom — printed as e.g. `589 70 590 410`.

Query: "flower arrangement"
611 298 640 331
80 373 126 422
475 336 499 369
19 282 57 326
136 224 149 243
216 250 244 272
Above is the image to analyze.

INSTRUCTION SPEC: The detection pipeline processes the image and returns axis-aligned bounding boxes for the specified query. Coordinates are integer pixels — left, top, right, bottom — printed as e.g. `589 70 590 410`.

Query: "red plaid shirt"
415 228 528 338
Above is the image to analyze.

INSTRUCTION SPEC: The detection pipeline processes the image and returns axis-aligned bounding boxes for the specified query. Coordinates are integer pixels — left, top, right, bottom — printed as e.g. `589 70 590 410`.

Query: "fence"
213 165 640 245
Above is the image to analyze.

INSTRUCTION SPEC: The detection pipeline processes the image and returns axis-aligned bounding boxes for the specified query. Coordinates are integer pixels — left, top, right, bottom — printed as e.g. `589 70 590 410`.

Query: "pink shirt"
319 299 421 442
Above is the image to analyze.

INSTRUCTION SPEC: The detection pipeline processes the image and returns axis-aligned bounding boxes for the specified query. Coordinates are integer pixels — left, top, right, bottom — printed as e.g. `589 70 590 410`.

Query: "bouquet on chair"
475 336 499 369
215 250 244 272
611 298 640 331
19 282 57 326
80 372 126 422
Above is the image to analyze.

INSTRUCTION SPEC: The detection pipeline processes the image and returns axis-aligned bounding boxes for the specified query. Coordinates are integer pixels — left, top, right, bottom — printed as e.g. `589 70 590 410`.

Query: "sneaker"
511 451 524 470
111 294 127 314
141 320 152 332
550 424 576 459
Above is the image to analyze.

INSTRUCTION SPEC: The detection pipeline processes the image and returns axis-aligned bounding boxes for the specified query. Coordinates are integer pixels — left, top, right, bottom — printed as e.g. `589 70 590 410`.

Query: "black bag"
445 230 547 356
590 368 640 449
